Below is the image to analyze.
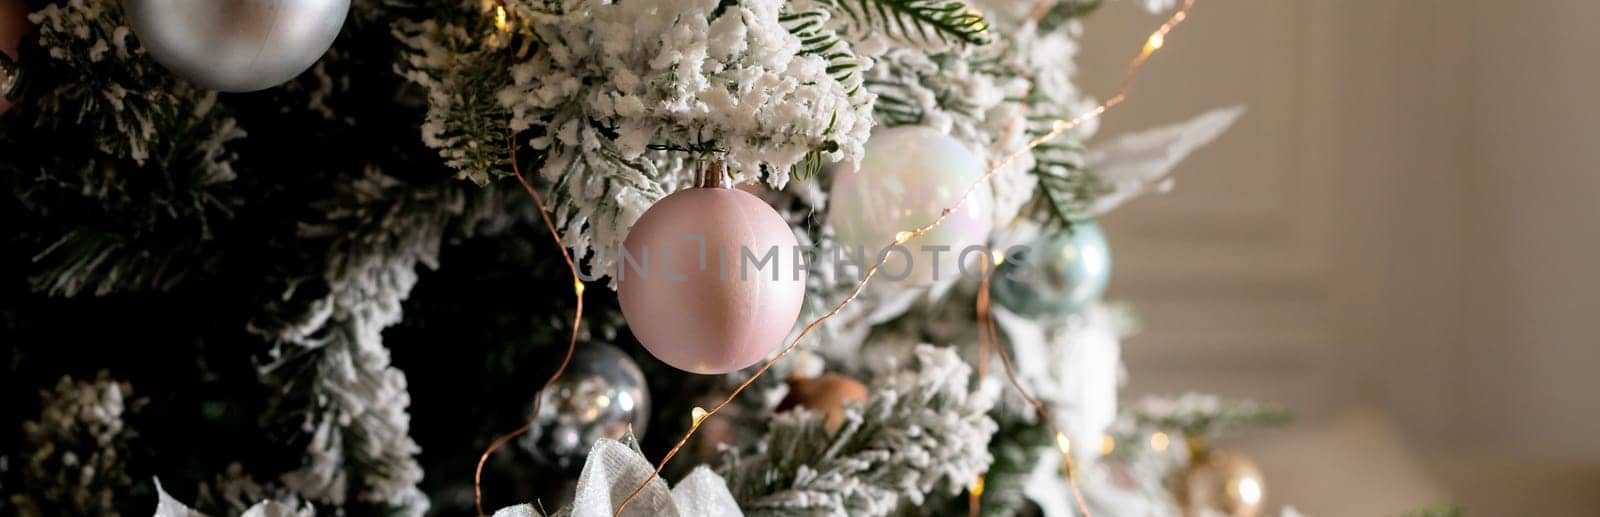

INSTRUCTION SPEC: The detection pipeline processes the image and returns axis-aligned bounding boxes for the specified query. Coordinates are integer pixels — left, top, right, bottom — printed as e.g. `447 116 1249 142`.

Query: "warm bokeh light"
691 406 709 425
1146 32 1165 52
1150 432 1171 452
1236 477 1263 505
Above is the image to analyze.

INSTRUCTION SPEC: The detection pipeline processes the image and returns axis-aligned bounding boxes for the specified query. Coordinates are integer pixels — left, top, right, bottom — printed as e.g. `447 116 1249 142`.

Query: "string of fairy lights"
472 0 1203 515
472 136 590 517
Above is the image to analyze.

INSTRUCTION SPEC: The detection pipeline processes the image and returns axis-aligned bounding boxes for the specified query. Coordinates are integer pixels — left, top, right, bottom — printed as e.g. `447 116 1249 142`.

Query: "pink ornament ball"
617 186 807 374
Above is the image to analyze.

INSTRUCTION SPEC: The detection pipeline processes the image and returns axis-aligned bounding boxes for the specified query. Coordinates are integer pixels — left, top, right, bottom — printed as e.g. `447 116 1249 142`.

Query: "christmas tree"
0 0 1296 515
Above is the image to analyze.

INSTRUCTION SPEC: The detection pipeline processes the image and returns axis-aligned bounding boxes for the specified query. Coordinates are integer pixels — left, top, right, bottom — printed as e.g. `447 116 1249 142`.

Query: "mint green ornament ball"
992 220 1111 317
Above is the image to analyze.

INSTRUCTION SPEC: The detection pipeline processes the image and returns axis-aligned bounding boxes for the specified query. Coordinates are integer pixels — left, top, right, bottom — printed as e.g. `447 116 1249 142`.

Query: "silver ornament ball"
519 342 651 474
123 0 350 92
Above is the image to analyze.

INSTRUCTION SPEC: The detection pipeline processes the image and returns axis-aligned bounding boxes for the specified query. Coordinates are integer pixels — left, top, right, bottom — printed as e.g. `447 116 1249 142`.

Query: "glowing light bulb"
495 5 508 31
971 475 986 497
1150 432 1170 452
1146 32 1165 52
894 231 915 244
990 248 1006 266
1100 434 1115 455
1055 432 1072 454
1236 477 1263 505
691 406 708 425
573 280 586 296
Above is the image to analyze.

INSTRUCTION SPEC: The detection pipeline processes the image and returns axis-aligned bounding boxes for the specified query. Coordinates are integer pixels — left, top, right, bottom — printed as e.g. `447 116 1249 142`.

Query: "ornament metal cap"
698 161 729 189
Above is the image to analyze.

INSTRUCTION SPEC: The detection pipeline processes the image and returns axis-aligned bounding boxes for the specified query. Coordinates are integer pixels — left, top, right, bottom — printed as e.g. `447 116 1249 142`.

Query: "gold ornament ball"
776 373 869 433
1175 450 1266 517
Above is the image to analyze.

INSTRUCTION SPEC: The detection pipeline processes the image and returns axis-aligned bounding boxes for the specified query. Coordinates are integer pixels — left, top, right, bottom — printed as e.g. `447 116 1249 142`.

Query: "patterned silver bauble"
123 0 350 92
992 220 1112 317
1 0 29 115
0 49 22 113
519 342 651 474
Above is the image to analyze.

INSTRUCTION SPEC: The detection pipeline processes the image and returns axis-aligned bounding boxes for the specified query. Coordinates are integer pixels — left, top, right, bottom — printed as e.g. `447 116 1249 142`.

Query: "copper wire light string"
982 258 1094 514
967 1 1197 513
969 258 996 517
473 139 588 516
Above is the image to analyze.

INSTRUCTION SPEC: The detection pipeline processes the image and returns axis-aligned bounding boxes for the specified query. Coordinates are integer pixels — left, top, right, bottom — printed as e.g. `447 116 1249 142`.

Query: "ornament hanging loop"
698 160 729 189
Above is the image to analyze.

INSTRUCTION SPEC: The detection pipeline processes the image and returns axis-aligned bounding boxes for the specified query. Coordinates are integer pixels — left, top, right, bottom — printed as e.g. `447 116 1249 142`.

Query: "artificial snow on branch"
396 7 518 186
496 0 873 281
10 373 145 516
717 345 997 516
11 0 243 297
248 170 485 515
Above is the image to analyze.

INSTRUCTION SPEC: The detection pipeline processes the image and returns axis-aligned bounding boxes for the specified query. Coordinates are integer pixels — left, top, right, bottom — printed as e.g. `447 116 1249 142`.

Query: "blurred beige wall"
1078 0 1600 513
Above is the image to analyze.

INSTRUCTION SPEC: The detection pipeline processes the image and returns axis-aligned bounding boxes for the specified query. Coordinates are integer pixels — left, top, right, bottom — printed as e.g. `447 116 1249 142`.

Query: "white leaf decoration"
154 478 208 517
1087 106 1245 215
497 439 743 517
153 477 312 517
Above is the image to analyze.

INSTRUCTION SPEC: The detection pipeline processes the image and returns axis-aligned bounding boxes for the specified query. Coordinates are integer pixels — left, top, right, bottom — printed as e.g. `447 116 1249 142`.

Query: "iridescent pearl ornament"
123 0 350 92
992 220 1111 317
520 342 651 474
617 172 807 375
829 126 993 287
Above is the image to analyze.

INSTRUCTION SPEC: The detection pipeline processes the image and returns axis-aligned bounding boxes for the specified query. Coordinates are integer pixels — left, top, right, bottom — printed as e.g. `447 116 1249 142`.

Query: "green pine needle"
782 8 866 180
823 0 992 48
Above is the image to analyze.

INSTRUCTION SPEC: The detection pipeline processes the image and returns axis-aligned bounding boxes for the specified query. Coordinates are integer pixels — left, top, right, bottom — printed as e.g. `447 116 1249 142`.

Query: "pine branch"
1029 139 1103 225
1026 90 1107 225
1121 393 1293 440
395 11 519 185
12 373 147 515
717 345 996 516
865 78 928 127
821 0 992 49
7 0 244 296
781 7 865 180
782 10 867 95
1037 0 1104 34
250 170 483 515
973 417 1052 517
